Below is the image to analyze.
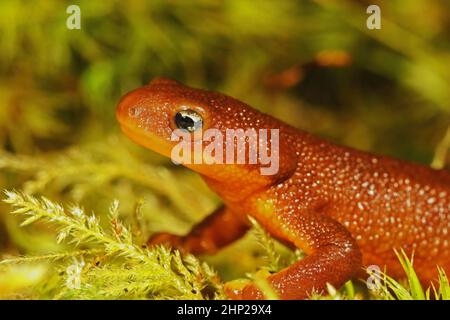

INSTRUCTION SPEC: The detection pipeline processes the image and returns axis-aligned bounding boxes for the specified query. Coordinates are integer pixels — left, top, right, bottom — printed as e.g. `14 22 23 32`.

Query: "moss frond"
0 249 102 266
1 190 224 300
248 216 282 273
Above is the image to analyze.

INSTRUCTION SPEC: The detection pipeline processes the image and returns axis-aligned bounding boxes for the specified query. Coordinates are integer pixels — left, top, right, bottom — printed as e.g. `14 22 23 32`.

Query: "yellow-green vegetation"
1 191 224 299
368 250 450 300
1 0 450 300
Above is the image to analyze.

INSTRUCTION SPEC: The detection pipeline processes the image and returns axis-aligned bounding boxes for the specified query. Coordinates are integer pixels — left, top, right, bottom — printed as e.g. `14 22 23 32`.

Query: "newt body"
116 78 450 299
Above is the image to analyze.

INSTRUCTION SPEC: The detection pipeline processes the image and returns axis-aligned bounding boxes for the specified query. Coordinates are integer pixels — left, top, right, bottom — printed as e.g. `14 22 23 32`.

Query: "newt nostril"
128 106 145 118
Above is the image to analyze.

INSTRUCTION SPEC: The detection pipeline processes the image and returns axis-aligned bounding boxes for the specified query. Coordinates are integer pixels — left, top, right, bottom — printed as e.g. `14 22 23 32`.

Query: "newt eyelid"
117 77 450 300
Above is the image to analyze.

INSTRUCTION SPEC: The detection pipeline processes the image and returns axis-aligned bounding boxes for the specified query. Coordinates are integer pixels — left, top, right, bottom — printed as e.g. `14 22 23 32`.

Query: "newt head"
116 77 296 199
116 77 202 158
117 77 253 158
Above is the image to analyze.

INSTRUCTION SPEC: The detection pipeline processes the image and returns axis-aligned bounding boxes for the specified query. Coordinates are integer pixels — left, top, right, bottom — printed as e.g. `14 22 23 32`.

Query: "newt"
116 77 450 299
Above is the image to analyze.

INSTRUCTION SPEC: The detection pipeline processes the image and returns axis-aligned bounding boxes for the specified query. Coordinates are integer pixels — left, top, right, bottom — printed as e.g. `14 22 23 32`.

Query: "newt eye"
174 110 203 132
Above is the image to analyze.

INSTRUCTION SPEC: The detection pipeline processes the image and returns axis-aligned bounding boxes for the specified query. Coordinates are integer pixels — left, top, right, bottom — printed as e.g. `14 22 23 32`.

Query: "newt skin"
116 78 450 299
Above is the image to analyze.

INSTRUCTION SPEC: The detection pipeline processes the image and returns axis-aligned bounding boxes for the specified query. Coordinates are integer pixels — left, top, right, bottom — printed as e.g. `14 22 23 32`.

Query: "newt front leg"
226 209 362 299
148 205 249 255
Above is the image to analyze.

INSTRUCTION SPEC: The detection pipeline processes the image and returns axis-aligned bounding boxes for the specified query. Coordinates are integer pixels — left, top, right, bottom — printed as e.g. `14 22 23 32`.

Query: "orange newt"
116 78 450 299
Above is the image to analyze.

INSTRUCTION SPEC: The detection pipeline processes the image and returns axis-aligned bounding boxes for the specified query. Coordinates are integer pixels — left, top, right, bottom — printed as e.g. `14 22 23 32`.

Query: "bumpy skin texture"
117 78 450 299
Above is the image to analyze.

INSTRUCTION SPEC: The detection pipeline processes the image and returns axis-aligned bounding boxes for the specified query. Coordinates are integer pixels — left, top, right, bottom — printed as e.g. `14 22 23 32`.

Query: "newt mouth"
118 121 173 158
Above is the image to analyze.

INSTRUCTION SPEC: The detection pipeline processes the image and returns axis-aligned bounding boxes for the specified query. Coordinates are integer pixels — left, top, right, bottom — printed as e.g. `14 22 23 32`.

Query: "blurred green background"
0 0 450 298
